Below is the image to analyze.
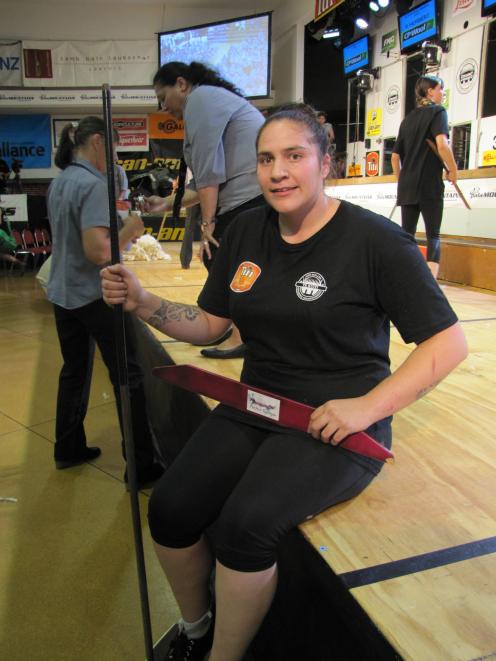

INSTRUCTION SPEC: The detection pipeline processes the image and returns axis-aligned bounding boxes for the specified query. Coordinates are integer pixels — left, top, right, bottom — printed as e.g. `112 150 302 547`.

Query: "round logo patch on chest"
295 272 328 301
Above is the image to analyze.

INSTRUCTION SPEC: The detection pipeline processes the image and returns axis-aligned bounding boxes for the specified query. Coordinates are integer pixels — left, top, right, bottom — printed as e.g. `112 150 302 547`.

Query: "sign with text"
22 40 156 87
365 151 380 176
112 116 149 152
381 30 397 53
314 0 345 21
0 41 22 86
0 115 51 169
366 108 382 137
0 88 157 108
148 113 184 140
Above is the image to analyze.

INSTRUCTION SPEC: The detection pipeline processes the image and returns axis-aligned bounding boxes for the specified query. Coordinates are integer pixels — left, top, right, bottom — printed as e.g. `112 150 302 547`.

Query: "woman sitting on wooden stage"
101 104 468 661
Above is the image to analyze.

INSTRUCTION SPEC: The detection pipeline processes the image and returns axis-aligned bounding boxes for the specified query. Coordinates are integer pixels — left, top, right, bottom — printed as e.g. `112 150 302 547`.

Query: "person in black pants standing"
46 117 163 488
392 75 458 279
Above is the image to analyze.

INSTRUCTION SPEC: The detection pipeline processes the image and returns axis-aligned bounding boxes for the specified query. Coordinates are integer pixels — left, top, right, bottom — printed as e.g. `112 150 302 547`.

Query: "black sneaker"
55 446 101 469
165 622 214 661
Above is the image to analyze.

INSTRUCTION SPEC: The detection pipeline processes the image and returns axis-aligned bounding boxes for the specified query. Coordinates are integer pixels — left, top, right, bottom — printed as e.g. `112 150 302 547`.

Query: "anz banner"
0 115 51 169
0 41 22 86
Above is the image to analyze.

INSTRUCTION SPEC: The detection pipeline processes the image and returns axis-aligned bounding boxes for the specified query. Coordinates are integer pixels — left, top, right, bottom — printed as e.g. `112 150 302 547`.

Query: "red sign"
117 133 148 149
23 49 53 78
365 151 380 177
113 116 148 152
315 0 345 21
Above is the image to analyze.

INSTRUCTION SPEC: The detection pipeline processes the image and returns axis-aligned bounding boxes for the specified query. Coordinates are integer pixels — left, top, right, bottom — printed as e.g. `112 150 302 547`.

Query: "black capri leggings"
148 411 378 572
401 199 443 263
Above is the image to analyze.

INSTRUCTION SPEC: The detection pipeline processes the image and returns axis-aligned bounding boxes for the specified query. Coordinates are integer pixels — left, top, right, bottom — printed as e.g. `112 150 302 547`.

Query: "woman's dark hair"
54 116 105 169
256 103 330 159
415 75 444 106
153 61 243 97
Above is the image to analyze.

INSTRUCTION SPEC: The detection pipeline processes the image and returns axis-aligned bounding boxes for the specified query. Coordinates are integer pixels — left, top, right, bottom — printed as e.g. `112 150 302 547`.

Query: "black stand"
101 84 155 661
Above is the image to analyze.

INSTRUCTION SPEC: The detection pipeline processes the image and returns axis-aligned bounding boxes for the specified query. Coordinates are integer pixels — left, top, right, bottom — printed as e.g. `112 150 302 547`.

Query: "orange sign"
365 151 380 177
148 113 184 140
230 261 262 293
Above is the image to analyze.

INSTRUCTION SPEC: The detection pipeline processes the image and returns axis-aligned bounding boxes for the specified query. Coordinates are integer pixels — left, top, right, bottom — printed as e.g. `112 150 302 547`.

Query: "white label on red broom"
246 390 281 421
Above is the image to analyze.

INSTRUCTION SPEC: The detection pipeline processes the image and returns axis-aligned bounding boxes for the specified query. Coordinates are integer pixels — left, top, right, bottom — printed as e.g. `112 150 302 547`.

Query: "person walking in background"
145 61 266 359
46 116 163 488
316 110 335 153
391 75 457 279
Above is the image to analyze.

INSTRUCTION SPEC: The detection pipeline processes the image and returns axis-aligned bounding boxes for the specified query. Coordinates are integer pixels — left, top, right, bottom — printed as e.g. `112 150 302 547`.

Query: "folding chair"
22 228 46 267
34 228 52 255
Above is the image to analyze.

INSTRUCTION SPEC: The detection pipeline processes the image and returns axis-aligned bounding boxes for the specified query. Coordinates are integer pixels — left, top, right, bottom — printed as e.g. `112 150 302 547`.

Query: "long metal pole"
101 84 154 661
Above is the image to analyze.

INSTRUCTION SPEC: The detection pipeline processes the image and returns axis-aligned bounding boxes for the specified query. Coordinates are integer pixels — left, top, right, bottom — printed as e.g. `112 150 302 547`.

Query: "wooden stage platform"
130 244 496 661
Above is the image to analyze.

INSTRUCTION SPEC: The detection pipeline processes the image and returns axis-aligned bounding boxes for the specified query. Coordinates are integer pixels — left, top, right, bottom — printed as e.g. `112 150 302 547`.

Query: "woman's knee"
147 477 202 547
214 503 280 571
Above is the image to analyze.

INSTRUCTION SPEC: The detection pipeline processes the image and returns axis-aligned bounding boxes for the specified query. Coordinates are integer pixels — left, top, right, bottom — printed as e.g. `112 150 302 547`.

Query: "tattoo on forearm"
415 380 441 400
147 300 200 330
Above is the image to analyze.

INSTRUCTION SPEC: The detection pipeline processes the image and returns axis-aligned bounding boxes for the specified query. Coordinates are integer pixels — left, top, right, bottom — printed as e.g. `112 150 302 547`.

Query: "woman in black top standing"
392 75 458 279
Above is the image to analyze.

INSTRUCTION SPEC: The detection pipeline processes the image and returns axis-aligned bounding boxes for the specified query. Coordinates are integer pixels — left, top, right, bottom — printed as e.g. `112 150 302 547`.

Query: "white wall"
0 0 316 179
351 1 496 174
0 3 254 41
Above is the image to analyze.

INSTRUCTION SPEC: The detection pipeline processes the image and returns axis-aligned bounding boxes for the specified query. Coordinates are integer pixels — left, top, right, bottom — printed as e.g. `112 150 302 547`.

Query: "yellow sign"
482 150 496 166
366 108 382 138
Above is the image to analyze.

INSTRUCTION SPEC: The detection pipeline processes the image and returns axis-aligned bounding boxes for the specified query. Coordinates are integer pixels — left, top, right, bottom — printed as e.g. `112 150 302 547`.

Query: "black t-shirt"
198 201 458 470
393 105 449 205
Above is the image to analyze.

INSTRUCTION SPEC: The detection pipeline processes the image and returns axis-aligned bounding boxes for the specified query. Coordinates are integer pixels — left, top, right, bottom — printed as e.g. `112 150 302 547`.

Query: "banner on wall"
0 115 51 169
450 27 482 125
0 41 22 86
381 60 403 139
325 179 496 210
453 0 475 15
314 0 346 21
478 116 496 167
0 88 157 108
112 116 149 152
22 40 156 87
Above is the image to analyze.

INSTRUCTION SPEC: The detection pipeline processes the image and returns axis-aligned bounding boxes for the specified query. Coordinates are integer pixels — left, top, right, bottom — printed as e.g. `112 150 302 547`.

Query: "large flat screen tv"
398 0 440 54
342 35 370 77
482 0 496 16
158 13 271 99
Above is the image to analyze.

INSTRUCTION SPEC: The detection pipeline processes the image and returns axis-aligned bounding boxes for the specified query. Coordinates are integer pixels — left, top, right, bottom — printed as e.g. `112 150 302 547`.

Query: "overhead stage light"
369 1 380 11
378 0 390 7
422 41 442 67
356 16 369 29
355 67 381 93
322 28 340 39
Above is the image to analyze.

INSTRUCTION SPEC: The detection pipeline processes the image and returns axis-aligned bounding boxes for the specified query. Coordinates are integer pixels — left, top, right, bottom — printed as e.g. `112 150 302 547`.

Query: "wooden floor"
1 244 495 660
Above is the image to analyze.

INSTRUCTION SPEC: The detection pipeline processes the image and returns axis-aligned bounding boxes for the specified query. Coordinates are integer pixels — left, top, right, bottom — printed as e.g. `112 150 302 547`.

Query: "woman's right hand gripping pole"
101 264 144 312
